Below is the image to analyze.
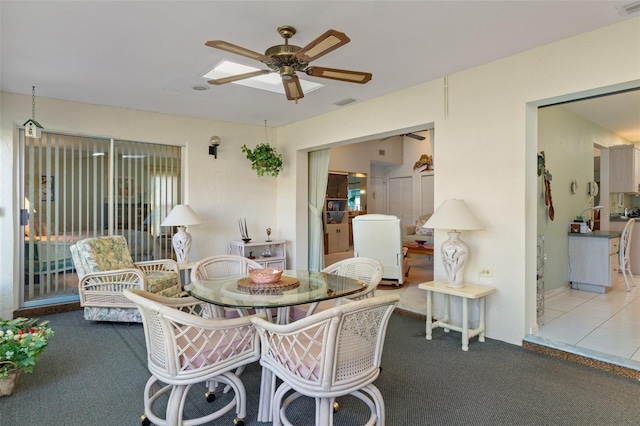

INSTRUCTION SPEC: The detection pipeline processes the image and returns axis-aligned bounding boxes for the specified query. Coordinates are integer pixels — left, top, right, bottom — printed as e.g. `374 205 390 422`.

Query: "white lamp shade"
161 204 202 227
423 199 483 231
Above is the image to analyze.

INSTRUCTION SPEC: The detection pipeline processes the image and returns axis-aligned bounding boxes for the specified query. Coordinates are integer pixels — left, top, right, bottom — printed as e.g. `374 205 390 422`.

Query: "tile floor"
531 276 640 369
326 249 640 371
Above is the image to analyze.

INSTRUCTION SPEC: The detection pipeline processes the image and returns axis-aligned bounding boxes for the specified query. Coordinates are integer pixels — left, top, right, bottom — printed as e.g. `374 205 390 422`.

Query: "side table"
178 260 198 287
418 280 495 351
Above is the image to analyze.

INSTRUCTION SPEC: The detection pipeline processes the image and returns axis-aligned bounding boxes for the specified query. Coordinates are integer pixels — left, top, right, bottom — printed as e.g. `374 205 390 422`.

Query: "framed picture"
117 177 134 200
41 175 54 202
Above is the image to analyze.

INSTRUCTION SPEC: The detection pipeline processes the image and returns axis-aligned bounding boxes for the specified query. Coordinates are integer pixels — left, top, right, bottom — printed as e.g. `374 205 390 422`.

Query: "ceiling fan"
380 132 426 141
205 25 372 102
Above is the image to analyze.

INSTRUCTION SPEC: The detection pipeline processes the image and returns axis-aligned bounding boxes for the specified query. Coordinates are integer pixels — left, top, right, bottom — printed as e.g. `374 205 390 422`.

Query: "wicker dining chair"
123 289 264 426
293 257 384 320
250 294 399 426
322 257 384 301
191 255 263 318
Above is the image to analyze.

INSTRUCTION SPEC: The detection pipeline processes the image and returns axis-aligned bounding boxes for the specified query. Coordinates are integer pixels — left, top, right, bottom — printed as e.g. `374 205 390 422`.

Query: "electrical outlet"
479 267 493 278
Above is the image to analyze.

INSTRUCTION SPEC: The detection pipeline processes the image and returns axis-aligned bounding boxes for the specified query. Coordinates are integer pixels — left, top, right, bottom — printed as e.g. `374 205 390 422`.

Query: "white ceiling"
1 1 639 138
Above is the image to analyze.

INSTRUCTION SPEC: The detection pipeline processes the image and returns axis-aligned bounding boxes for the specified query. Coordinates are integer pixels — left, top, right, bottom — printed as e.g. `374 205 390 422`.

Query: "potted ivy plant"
0 317 54 396
241 143 283 177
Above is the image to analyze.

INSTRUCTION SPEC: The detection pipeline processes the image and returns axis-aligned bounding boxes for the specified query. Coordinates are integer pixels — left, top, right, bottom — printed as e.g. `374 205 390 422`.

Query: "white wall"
538 106 630 293
1 18 638 347
276 17 640 345
0 93 278 318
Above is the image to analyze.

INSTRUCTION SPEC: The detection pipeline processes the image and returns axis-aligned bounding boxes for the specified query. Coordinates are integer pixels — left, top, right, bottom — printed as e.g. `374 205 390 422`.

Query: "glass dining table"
185 269 367 423
185 269 366 324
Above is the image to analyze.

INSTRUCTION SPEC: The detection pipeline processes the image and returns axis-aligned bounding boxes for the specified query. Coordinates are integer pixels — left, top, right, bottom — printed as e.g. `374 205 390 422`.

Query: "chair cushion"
147 272 182 297
415 220 432 236
76 236 136 272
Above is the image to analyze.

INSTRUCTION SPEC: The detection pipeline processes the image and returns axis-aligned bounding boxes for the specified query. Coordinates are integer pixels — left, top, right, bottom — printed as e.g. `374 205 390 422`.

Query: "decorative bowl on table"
415 240 427 246
248 267 283 284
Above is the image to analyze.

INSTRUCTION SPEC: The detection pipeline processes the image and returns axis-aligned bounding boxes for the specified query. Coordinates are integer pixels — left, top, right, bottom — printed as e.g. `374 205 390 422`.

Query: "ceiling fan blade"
283 75 304 102
205 40 271 62
406 133 426 141
305 66 372 84
208 70 272 85
293 29 350 63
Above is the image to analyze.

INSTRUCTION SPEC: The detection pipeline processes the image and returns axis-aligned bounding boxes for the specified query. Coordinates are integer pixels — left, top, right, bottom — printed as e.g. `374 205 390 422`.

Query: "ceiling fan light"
280 65 295 80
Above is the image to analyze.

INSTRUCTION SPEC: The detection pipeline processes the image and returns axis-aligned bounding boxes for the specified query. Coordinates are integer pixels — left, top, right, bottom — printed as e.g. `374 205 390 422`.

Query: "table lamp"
160 204 202 263
423 199 484 288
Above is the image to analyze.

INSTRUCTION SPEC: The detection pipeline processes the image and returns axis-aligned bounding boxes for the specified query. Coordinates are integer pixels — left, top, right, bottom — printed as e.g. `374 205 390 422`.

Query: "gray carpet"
2 309 640 425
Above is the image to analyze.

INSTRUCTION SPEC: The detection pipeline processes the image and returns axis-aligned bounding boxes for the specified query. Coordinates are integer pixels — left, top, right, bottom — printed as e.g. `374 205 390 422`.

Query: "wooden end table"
403 242 434 258
418 280 495 351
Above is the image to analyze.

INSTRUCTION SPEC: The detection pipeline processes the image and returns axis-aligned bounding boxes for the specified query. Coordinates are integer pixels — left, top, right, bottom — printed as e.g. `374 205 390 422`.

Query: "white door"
421 174 434 215
368 176 386 214
388 176 413 226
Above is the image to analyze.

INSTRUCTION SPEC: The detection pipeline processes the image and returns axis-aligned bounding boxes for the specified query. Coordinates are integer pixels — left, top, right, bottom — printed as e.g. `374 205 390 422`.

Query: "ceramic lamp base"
172 226 192 263
441 231 468 288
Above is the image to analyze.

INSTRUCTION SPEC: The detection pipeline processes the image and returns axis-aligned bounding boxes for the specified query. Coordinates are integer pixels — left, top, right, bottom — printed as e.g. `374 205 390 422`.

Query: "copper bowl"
249 267 283 284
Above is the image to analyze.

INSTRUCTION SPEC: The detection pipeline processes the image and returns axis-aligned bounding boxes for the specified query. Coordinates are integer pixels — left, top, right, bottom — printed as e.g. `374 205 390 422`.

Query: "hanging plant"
241 142 283 177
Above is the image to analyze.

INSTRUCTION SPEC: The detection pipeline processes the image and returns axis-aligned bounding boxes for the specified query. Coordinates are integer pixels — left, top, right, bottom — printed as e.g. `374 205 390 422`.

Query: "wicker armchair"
251 294 399 425
70 235 182 323
123 289 264 426
190 255 263 318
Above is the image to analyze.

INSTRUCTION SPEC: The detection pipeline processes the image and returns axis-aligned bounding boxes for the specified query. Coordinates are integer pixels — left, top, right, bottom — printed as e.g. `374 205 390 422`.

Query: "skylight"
203 60 323 95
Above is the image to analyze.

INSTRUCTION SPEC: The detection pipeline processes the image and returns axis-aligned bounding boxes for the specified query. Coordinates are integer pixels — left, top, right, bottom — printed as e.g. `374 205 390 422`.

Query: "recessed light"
192 84 210 91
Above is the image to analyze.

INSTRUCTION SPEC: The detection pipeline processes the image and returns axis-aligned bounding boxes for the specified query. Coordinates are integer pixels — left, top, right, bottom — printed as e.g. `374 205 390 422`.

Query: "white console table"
418 280 495 351
228 239 286 270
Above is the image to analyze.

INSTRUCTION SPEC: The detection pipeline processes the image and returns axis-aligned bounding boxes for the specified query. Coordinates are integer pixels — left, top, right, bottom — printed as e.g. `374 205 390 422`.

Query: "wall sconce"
209 135 221 158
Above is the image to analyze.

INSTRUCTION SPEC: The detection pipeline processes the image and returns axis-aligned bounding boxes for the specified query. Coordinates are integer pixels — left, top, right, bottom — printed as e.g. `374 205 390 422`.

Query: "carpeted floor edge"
523 340 640 380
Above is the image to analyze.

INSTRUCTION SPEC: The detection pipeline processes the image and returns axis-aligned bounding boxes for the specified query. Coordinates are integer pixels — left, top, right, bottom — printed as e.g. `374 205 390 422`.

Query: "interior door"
388 176 413 225
368 176 386 214
421 174 434 215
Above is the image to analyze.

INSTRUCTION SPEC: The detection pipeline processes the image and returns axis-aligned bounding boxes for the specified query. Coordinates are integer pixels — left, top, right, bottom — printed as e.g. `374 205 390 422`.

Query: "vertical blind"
22 131 182 307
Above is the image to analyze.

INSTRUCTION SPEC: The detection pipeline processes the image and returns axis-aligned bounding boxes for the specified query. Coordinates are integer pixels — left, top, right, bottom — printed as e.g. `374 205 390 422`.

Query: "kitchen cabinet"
568 232 620 293
327 223 349 253
324 171 350 254
228 239 286 269
609 144 640 193
610 219 640 274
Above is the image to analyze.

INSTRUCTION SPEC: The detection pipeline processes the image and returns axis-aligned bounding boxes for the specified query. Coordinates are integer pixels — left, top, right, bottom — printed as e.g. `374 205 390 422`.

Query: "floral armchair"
70 235 182 323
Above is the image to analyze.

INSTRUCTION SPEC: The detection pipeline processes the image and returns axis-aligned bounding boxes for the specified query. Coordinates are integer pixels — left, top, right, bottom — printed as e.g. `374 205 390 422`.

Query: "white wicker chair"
123 289 264 426
190 255 263 318
620 218 636 291
293 257 384 320
70 235 182 323
250 294 399 426
323 257 384 301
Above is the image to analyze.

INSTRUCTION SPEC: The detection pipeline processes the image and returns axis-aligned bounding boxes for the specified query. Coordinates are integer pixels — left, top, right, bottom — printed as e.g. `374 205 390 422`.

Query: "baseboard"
13 302 82 318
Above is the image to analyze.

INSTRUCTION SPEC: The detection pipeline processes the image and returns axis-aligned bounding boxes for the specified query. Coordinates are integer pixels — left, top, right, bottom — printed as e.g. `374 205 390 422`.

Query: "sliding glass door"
20 130 182 308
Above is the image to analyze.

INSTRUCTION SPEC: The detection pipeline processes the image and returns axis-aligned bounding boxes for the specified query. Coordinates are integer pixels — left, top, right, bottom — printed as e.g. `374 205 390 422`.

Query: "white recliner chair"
352 214 409 286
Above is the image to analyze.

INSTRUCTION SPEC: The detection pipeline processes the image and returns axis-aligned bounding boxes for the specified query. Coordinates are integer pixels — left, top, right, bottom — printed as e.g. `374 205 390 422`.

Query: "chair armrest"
135 258 180 274
78 268 147 308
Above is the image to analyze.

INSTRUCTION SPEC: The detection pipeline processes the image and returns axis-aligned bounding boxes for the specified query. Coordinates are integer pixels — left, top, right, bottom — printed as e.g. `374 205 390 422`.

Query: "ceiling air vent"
334 98 356 107
618 1 640 15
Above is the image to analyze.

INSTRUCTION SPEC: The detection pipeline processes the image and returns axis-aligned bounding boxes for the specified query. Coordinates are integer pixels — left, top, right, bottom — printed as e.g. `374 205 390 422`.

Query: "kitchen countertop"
567 230 621 238
610 217 640 222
